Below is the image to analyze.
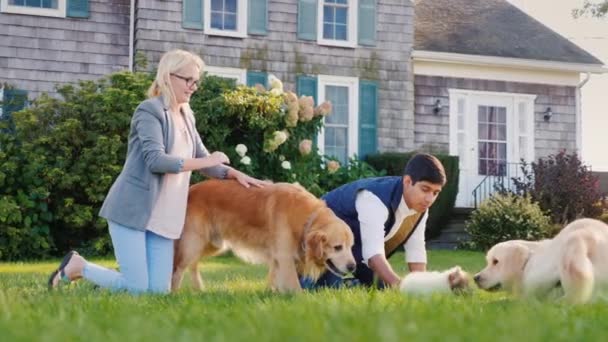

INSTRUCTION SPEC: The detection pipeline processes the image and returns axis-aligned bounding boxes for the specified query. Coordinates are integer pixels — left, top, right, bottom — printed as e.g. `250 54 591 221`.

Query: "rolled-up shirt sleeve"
403 211 428 264
134 109 182 174
189 115 230 179
355 190 389 266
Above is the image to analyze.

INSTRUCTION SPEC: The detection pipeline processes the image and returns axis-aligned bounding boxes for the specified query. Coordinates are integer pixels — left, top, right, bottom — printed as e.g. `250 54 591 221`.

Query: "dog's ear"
306 230 327 262
505 244 531 279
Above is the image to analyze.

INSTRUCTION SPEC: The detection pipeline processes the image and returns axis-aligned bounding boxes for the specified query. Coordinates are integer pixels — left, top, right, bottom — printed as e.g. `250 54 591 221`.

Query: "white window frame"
1 0 66 18
317 0 358 48
204 0 248 38
317 75 359 162
204 66 247 85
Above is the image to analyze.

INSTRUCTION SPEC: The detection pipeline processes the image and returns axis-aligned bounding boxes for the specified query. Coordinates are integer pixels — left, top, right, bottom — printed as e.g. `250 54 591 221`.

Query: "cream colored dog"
474 218 608 303
400 266 471 296
172 179 356 293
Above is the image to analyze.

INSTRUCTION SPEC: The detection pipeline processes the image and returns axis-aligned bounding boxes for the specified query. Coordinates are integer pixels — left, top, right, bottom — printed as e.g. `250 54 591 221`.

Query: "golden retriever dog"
400 266 471 296
172 179 356 293
474 218 608 304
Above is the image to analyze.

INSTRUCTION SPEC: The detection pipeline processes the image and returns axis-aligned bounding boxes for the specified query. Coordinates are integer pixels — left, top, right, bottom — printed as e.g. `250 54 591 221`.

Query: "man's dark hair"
403 153 446 185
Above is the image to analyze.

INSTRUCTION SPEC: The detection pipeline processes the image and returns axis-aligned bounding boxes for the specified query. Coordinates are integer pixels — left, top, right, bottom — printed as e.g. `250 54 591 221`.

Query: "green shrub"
0 72 152 259
464 193 552 251
365 152 459 239
0 72 381 260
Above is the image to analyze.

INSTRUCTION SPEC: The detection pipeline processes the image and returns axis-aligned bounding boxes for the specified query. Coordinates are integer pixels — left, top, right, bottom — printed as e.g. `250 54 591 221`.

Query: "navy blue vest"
322 176 425 285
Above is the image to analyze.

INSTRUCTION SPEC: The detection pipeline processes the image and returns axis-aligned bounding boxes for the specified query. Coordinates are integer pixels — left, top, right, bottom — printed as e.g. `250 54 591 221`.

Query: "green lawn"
1 250 607 342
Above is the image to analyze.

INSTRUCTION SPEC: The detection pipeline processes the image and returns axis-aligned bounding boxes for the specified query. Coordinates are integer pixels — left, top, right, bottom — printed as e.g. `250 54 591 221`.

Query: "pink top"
146 112 194 239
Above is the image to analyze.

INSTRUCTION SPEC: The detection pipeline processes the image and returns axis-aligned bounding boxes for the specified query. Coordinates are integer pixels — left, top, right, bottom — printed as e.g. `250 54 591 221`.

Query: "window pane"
211 12 223 29
325 86 348 124
42 0 56 8
224 13 237 30
489 124 496 140
478 142 488 159
10 0 26 5
335 24 347 40
323 6 334 22
225 0 237 13
478 106 487 122
325 128 348 165
478 123 488 140
211 0 223 11
335 8 347 24
497 107 506 123
323 23 333 39
487 107 496 123
478 159 487 175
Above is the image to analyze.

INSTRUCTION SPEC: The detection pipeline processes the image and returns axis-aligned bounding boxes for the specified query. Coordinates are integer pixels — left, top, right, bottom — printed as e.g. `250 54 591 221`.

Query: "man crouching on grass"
300 153 446 289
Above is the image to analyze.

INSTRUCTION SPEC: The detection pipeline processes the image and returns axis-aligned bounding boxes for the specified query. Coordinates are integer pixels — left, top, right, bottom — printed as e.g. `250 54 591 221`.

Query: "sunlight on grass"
1 250 608 341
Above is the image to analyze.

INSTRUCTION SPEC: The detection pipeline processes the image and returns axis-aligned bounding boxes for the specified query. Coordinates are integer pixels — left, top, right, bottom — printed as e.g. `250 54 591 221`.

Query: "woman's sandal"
47 251 79 290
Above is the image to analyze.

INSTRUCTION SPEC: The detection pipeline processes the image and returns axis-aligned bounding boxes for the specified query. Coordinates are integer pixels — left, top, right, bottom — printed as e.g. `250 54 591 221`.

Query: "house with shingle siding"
413 0 606 207
1 0 605 207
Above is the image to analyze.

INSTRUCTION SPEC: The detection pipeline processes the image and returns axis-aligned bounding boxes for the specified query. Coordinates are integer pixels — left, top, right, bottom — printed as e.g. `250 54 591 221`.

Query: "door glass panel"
478 105 507 176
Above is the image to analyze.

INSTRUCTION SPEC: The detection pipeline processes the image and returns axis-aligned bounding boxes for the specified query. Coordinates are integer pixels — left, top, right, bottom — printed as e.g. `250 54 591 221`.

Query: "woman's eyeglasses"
170 73 200 88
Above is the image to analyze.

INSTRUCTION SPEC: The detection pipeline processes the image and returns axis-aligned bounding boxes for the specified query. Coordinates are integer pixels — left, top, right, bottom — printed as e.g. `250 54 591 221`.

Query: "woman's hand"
209 151 230 166
228 169 271 188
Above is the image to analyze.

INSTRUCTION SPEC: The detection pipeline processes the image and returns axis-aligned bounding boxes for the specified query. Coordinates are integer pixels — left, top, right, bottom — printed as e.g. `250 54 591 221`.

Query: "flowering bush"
190 75 381 196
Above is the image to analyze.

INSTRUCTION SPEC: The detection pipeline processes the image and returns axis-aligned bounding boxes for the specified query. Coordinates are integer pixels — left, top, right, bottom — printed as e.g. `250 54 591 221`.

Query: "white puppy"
400 266 471 295
475 218 608 304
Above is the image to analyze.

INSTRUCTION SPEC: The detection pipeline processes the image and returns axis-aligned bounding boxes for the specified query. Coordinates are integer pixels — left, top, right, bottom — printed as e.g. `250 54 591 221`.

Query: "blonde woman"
48 50 267 294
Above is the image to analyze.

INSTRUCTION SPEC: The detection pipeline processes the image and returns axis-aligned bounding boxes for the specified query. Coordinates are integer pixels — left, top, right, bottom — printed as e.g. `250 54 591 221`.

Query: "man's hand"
367 254 401 288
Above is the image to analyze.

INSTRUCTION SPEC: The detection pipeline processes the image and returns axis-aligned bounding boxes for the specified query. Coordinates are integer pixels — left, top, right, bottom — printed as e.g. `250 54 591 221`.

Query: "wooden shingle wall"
134 0 416 152
0 0 130 98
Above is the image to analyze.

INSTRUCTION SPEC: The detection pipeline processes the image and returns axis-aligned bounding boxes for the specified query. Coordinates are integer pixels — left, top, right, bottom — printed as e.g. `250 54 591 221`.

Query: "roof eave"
412 50 608 74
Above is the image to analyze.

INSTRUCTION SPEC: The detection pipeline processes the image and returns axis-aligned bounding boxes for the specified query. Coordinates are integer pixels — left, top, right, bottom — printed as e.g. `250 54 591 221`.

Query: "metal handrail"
472 162 523 208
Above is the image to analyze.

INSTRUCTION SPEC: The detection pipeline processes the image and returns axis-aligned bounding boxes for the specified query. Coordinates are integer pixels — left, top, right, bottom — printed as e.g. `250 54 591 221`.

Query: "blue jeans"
300 272 361 290
82 221 174 294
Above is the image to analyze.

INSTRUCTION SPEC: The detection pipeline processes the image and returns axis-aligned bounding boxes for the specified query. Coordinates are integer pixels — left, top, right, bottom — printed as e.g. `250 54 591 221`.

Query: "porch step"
427 207 473 250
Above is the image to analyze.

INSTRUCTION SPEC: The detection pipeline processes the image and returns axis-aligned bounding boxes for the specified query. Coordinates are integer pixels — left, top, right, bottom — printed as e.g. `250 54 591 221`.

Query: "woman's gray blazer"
99 96 228 231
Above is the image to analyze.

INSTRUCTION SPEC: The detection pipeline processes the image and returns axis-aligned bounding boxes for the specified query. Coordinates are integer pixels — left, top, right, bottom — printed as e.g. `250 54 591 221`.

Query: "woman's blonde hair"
147 49 205 110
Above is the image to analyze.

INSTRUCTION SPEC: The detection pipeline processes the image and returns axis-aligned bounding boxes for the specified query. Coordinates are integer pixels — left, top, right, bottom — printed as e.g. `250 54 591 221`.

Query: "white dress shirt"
355 190 428 266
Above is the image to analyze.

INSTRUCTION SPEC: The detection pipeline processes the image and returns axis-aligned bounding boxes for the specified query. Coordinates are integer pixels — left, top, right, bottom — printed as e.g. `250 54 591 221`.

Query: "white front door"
449 90 536 208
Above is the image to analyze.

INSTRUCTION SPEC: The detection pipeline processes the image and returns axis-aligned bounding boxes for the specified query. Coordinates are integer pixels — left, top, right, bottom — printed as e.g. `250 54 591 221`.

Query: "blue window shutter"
358 0 376 46
67 0 90 18
248 0 268 35
358 80 378 159
296 75 317 105
183 0 204 29
2 89 28 119
247 71 268 88
297 0 317 41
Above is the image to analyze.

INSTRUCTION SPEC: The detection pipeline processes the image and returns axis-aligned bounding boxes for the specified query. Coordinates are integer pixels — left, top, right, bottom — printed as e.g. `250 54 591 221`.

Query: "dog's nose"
347 263 356 273
473 274 481 284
